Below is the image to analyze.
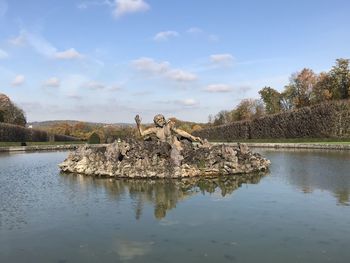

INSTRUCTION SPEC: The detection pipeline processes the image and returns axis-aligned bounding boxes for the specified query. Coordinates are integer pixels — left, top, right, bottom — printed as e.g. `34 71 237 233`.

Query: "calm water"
0 149 350 263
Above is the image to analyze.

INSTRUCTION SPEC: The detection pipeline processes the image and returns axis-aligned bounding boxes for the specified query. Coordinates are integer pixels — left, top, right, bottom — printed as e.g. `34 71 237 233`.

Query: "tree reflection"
260 149 350 206
60 172 267 219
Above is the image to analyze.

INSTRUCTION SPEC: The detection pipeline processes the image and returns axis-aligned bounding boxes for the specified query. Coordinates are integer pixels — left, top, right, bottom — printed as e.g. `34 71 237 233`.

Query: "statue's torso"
156 125 172 143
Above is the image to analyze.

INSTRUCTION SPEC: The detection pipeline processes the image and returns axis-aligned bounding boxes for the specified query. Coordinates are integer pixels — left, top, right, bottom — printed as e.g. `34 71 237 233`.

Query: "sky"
0 0 350 123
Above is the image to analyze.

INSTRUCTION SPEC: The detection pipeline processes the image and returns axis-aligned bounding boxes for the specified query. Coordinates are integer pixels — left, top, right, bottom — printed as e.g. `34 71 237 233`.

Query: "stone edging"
212 142 350 151
0 144 102 153
1 142 350 153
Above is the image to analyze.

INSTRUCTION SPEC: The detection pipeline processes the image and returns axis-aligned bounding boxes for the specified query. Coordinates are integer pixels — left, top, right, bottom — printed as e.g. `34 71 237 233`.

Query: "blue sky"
0 0 350 123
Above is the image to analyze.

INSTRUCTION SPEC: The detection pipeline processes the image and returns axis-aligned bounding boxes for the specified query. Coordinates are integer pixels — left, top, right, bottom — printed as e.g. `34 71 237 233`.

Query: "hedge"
193 100 350 141
0 122 80 142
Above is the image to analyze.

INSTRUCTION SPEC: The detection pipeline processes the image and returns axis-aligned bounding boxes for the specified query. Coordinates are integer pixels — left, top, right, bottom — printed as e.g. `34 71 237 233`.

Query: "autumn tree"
50 123 72 136
259 87 282 114
289 68 318 108
329 58 350 99
232 99 264 121
311 72 334 103
191 124 202 132
213 110 231 125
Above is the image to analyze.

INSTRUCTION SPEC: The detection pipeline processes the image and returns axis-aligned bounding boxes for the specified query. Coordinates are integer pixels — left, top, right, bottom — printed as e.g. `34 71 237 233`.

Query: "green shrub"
88 132 100 144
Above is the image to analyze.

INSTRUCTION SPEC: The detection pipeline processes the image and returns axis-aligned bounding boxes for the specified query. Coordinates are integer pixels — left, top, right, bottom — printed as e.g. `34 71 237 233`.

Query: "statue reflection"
60 172 267 219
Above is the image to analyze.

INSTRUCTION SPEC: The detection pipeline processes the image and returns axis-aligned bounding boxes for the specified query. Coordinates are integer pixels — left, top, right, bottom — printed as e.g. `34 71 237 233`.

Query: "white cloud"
83 81 106 90
0 48 8 59
132 57 197 82
132 57 169 74
12 75 25 86
210 53 234 66
43 77 60 88
175 99 198 107
55 48 83 60
166 69 197 82
10 31 83 60
204 84 233 93
153 31 179 41
114 0 150 17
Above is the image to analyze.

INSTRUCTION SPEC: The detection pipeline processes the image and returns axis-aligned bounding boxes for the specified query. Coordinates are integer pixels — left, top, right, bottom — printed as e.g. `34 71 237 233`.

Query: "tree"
88 132 101 144
191 124 202 132
280 85 295 111
289 68 317 108
0 94 27 126
208 114 214 125
213 110 231 125
311 72 334 103
258 87 282 114
329 58 350 99
232 99 264 121
1 103 27 126
51 123 72 136
254 99 265 119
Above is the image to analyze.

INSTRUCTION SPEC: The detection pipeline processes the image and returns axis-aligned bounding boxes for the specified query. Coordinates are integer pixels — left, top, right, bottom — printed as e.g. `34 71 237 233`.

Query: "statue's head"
153 114 166 127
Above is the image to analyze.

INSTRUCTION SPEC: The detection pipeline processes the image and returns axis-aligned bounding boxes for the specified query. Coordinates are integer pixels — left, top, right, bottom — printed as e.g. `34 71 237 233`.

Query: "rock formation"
59 139 270 178
60 114 270 178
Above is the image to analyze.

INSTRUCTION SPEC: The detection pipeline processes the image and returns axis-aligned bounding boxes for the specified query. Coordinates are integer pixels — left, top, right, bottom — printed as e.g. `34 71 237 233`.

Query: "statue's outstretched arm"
170 124 203 144
135 115 157 137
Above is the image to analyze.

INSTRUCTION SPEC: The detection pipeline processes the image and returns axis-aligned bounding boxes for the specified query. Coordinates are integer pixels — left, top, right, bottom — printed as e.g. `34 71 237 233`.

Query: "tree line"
0 93 26 126
209 58 350 126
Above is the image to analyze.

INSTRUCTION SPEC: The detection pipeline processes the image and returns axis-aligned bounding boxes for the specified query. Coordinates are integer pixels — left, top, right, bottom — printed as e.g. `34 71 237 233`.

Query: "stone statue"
135 114 203 165
135 114 203 147
59 114 271 178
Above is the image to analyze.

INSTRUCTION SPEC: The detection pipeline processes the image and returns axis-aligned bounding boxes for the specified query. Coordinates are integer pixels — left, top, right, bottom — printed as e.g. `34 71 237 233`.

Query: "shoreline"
213 142 350 151
0 144 83 153
1 142 350 153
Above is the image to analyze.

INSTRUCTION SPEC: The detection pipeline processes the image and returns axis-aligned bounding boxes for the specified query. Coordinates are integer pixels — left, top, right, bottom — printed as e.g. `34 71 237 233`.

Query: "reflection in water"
260 149 350 206
60 172 266 219
115 240 154 261
1 151 350 263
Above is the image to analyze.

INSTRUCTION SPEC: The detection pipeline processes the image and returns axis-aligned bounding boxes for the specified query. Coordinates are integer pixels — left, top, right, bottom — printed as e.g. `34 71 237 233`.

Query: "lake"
0 149 350 263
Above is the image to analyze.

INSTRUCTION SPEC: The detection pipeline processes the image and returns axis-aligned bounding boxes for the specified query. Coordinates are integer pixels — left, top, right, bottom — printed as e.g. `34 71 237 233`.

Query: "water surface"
0 149 349 262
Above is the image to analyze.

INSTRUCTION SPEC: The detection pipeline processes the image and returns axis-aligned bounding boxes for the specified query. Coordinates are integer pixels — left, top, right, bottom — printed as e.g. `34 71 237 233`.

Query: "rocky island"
59 114 270 178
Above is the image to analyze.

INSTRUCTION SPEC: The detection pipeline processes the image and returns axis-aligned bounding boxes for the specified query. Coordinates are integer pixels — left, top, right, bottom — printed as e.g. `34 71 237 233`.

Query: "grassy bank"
0 141 86 147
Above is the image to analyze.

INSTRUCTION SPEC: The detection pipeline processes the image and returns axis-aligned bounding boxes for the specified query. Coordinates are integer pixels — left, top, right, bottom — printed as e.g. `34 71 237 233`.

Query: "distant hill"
27 118 207 134
28 120 135 129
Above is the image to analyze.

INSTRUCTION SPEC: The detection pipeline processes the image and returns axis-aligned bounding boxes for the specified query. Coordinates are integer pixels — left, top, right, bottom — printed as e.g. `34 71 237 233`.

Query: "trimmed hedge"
0 122 80 142
54 134 81 142
88 132 100 144
194 100 350 141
